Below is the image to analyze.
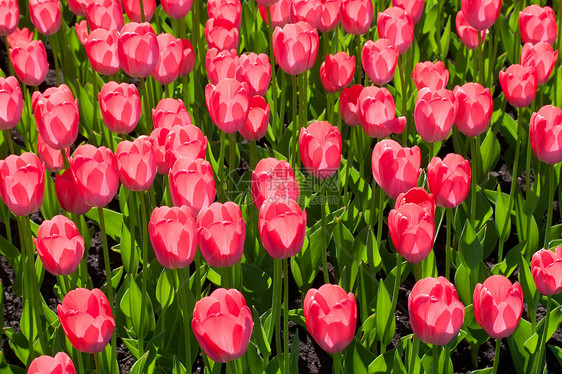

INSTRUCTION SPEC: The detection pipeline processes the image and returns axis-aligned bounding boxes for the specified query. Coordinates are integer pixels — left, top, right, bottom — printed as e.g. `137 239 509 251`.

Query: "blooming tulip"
408 277 465 345
98 82 141 134
0 76 23 130
252 158 299 209
180 39 196 76
358 86 406 138
9 40 49 86
240 96 270 141
236 52 271 97
455 11 486 50
86 0 124 31
427 154 471 208
340 0 373 35
395 187 435 215
206 48 239 86
272 22 319 76
28 353 76 374
7 27 33 48
169 158 216 216
34 215 85 276
304 284 357 353
208 0 242 29
318 0 340 33
205 79 250 133
0 0 18 36
473 275 523 339
371 139 421 199
259 200 306 259
499 64 537 108
461 0 502 30
299 121 342 179
0 152 45 216
70 145 119 208
29 0 61 36
37 135 66 172
192 288 253 363
205 18 239 51
521 42 558 86
116 136 157 192
531 247 562 296
152 33 184 85
529 105 562 165
361 39 398 86
152 98 193 130
58 288 115 353
67 0 86 16
258 0 290 28
161 0 192 19
320 52 355 93
339 84 363 126
149 205 197 269
414 88 457 143
164 124 207 169
453 82 493 137
55 169 91 215
118 22 158 78
412 61 449 91
150 127 171 175
122 0 155 23
290 0 321 28
85 28 120 76
392 0 425 24
519 5 557 46
377 7 415 55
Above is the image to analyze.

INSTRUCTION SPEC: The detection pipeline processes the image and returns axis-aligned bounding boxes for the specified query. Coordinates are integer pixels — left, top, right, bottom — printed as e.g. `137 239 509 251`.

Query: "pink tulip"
414 87 457 143
85 28 120 76
290 0 321 28
0 76 23 130
427 154 471 208
529 105 562 165
67 0 86 16
152 33 184 85
118 22 159 78
28 353 76 374
150 127 172 175
521 42 558 86
205 79 250 134
55 169 91 215
208 0 242 29
318 0 340 33
98 82 141 134
453 82 493 137
239 96 270 141
29 0 61 36
236 53 271 97
272 22 319 76
361 39 398 86
339 84 363 126
122 0 155 23
164 124 207 170
259 200 307 259
0 152 45 216
320 52 355 93
0 0 18 36
531 247 562 296
299 121 342 179
455 11 486 50
377 7 415 55
7 27 33 48
252 158 299 209
152 98 193 130
499 64 537 108
358 86 406 138
340 0 373 35
412 61 449 91
519 5 557 46
86 0 124 31
37 135 66 172
205 18 239 51
116 136 157 192
258 0 290 28
75 20 89 45
392 0 425 24
169 158 216 216
206 48 239 86
461 0 502 31
9 40 49 86
161 0 192 19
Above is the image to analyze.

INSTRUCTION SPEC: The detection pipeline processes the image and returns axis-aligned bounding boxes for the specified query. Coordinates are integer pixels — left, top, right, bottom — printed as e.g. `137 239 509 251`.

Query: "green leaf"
120 274 156 339
85 208 124 241
251 307 271 358
368 347 396 374
518 257 538 311
344 338 375 374
440 16 451 58
495 185 511 243
375 280 395 345
156 268 176 309
458 220 483 270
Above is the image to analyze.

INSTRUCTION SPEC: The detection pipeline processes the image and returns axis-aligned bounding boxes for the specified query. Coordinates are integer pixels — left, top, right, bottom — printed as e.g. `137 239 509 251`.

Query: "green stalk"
24 86 34 151
94 352 101 374
57 275 68 295
477 31 484 84
470 137 478 223
138 0 145 23
432 344 440 374
332 352 342 374
445 208 452 279
376 184 384 252
48 35 61 86
383 255 402 352
544 166 555 248
250 140 257 169
491 339 501 374
138 191 149 355
435 0 443 56
355 35 362 84
488 24 500 87
72 213 89 287
3 36 16 77
343 126 357 204
291 74 298 170
557 0 562 107
321 184 329 283
283 258 289 374
408 336 420 373
17 216 35 362
229 132 237 197
217 131 227 201
273 259 284 373
222 266 231 289
533 296 552 374
194 252 202 299
327 92 334 125
525 103 535 257
179 267 193 369
4 129 15 154
398 56 408 146
266 6 279 140
127 191 137 273
77 352 86 374
513 2 521 62
139 77 152 135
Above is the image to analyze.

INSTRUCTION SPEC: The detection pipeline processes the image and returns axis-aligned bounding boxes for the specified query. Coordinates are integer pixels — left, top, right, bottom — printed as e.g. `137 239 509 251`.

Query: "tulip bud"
205 79 250 134
427 154 471 208
531 247 562 296
28 353 76 374
99 82 141 134
85 28 120 76
361 39 398 86
340 0 373 35
122 0 155 23
414 88 457 143
318 0 340 33
455 11 486 50
258 0 290 28
519 5 557 46
29 0 61 36
499 64 537 108
392 0 425 24
116 136 157 192
86 0 124 31
339 84 363 126
205 18 239 51
55 169 91 215
164 124 207 170
252 158 299 209
320 52 355 93
521 42 558 86
169 158 216 216
152 33 184 85
7 27 33 48
272 22 319 76
37 135 66 172
412 61 449 91
206 48 239 86
118 22 159 78
0 0 19 36
0 76 23 130
529 105 562 165
461 0 502 31
161 0 192 19
236 53 271 97
239 96 270 141
453 82 493 137
358 86 406 138
299 121 342 179
377 7 415 55
208 0 242 29
9 40 49 86
259 200 307 259
0 152 45 216
290 0 321 28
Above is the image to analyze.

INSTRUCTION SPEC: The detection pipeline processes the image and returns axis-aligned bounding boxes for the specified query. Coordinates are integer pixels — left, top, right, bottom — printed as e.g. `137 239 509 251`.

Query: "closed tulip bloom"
116 136 157 191
152 33 184 85
152 98 193 130
205 18 239 51
395 187 435 216
408 277 465 345
461 0 502 31
414 88 457 143
29 0 61 36
122 0 155 23
304 284 357 353
413 61 449 91
473 275 523 339
455 11 486 50
339 84 363 126
531 247 562 296
499 64 537 108
208 0 242 29
392 0 425 24
259 200 306 259
372 139 421 199
206 48 239 86
149 205 197 269
273 22 319 76
7 27 33 48
70 145 119 207
86 0 124 31
0 0 19 36
37 135 66 172
9 40 49 86
320 52 355 93
299 121 342 179
28 353 76 374
75 20 89 45
169 158 216 216
57 288 115 353
192 288 253 363
118 22 159 78
358 86 406 138
0 76 23 130
427 154 471 208
205 79 250 133
258 0 290 28
361 39 398 86
318 0 340 32
0 152 44 216
99 82 141 134
290 0 321 28
34 215 85 276
519 5 557 46
236 52 271 97
252 158 299 209
377 7 415 55
55 169 91 215
67 0 87 16
521 42 558 86
164 124 207 169
150 127 171 175
85 28 120 76
161 0 192 19
340 0 373 35
453 82 493 137
240 96 270 141
180 39 196 76
529 105 562 165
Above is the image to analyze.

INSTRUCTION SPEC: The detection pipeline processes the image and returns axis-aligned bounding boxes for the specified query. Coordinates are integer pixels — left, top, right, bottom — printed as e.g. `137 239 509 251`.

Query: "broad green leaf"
375 280 395 345
459 220 483 270
156 268 176 309
344 338 375 374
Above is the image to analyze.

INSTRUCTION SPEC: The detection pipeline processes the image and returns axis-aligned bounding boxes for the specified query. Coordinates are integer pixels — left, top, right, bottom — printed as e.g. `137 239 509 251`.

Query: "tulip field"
2 0 562 373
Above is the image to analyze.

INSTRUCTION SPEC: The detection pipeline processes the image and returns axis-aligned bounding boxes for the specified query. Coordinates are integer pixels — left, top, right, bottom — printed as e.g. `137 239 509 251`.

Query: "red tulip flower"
34 215 85 276
392 0 425 24
0 0 19 36
499 64 537 108
9 40 49 86
152 33 184 85
0 76 23 130
272 21 319 76
252 157 299 209
85 28 120 76
206 48 239 86
240 96 270 141
98 82 141 135
192 288 253 363
236 52 271 97
86 0 124 31
531 247 562 296
70 145 119 208
57 288 115 353
28 353 76 374
7 27 33 48
453 82 493 137
208 0 242 29
358 86 406 138
461 0 502 31
320 52 355 93
395 187 435 215
116 136 157 192
304 284 357 353
67 0 87 16
455 11 486 50
339 84 363 126
118 22 159 78
414 87 457 143
473 275 523 339
258 0 290 28
37 135 66 172
150 127 171 175
55 169 91 215
122 0 155 23
0 152 45 216
318 0 340 33
205 18 239 51
259 200 307 259
408 277 465 345
164 124 207 169
161 0 192 19
412 61 449 91
427 154 471 209
529 105 562 165
29 0 61 36
521 42 558 86
169 158 216 216
205 78 250 134
149 205 197 269
377 7 415 55
180 39 196 76
519 5 557 46
152 98 192 130
299 121 342 179
371 139 421 200
361 39 398 86
290 0 321 28
340 0 373 35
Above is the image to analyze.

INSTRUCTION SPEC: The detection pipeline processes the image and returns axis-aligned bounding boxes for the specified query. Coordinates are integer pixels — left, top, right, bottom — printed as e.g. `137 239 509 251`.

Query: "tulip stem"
398 56 408 146
93 352 101 374
332 352 342 374
327 92 334 125
408 336 420 373
477 31 484 84
383 255 402 352
3 129 15 154
3 36 16 77
250 140 257 169
432 344 440 374
138 191 149 355
127 191 137 273
140 77 153 133
302 69 308 131
321 184 329 284
488 24 500 87
533 296 552 374
376 185 385 252
91 73 102 147
76 352 85 374
222 266 231 289
283 258 289 374
266 6 279 141
470 137 477 223
445 208 452 279
544 165 555 248
491 338 501 374
290 74 298 170
48 35 61 86
355 35 362 84
272 259 284 373
179 267 193 370
229 132 237 197
194 252 202 299
436 0 443 57
218 130 227 201
343 127 357 204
